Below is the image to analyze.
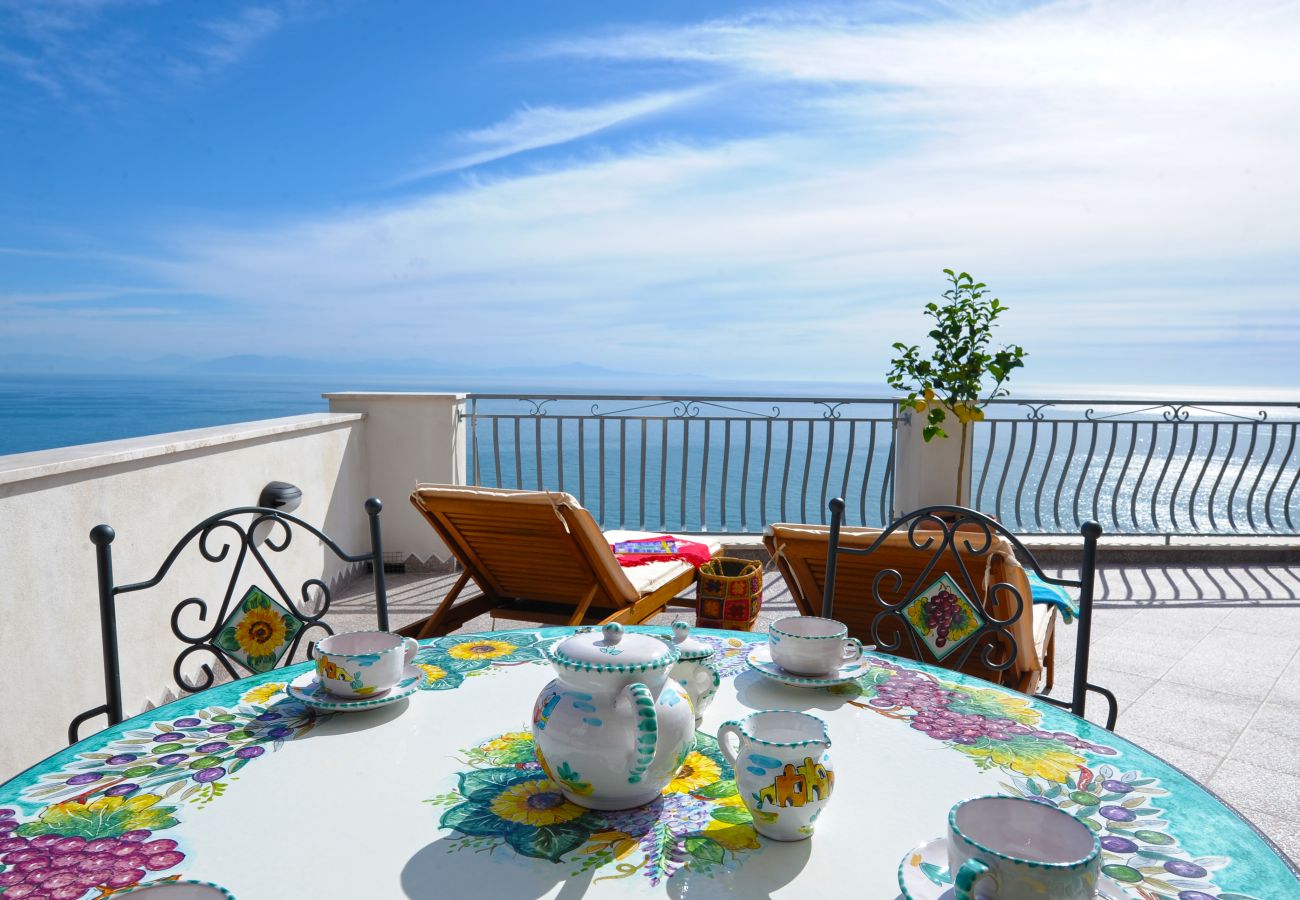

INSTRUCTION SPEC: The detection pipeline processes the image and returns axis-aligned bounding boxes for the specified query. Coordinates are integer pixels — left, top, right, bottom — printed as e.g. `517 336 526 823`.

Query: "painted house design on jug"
757 757 834 809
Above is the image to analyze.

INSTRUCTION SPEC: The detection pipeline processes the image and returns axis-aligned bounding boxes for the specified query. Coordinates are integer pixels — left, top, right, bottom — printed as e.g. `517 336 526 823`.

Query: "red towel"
611 535 712 568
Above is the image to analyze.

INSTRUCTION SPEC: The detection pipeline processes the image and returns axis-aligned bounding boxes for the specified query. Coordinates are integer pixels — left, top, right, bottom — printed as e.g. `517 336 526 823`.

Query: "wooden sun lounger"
400 485 719 639
762 523 1056 695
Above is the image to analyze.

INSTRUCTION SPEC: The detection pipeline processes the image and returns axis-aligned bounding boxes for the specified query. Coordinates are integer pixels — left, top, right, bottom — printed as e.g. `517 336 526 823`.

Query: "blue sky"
2 0 1298 391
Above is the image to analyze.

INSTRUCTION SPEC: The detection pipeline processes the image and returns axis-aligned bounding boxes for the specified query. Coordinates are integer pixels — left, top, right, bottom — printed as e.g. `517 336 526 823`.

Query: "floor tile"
1208 759 1300 821
1120 604 1232 638
1224 726 1300 778
1091 627 1205 660
1085 643 1183 680
1119 681 1258 756
1193 627 1300 665
1162 653 1287 700
1244 701 1300 740
1218 605 1300 638
1263 657 1300 706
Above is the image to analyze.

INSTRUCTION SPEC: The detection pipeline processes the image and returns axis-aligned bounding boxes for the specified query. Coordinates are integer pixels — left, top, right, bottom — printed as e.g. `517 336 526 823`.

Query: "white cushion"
603 530 722 598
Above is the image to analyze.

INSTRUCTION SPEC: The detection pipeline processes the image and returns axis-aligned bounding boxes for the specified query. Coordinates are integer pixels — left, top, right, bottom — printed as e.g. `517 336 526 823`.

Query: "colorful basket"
696 557 763 631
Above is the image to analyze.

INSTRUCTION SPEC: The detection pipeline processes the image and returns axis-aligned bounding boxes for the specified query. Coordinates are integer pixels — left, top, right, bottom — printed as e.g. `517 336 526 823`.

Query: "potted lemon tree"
886 269 1026 510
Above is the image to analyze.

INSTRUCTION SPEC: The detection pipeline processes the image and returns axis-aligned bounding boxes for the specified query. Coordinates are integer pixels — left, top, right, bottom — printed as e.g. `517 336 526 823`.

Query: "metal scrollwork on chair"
69 498 389 744
823 499 1118 730
846 510 1025 681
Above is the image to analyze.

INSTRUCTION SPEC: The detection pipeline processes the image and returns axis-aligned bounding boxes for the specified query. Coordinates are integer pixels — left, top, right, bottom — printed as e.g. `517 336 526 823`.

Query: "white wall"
324 393 466 564
0 414 369 782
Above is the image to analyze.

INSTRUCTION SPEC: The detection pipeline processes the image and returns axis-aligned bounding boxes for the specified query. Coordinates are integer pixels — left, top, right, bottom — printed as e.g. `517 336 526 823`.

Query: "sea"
0 373 454 457
3 373 1294 535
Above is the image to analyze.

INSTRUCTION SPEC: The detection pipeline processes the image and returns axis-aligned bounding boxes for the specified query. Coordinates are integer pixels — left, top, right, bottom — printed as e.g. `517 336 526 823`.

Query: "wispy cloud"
196 5 284 65
402 88 711 181
0 285 183 305
0 1 298 103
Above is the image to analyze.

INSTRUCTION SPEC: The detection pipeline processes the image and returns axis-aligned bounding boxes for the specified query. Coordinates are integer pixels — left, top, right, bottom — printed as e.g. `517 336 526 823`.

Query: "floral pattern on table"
427 729 760 886
834 655 1267 900
412 632 553 692
0 682 315 898
1002 765 1259 900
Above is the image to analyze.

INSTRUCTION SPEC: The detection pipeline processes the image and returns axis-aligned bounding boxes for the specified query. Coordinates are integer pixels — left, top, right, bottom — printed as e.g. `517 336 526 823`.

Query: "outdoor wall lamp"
258 481 302 514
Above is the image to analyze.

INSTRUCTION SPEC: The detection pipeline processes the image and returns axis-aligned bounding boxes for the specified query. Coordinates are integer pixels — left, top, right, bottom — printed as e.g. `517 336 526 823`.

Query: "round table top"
2 627 1294 899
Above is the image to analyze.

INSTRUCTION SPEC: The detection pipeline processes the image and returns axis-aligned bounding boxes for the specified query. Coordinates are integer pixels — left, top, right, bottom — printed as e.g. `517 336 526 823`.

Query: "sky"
2 0 1299 391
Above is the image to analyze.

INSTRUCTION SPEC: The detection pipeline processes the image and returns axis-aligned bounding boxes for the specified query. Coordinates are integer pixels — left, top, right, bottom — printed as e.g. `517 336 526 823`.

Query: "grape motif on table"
1003 765 1260 900
0 683 316 898
846 657 1117 783
427 729 760 886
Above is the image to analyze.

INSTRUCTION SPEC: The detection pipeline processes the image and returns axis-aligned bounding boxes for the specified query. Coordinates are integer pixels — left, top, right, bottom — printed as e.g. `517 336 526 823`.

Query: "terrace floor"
333 560 1300 862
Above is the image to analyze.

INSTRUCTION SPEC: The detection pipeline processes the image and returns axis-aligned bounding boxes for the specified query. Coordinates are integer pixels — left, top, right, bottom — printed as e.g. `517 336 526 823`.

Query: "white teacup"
314 631 418 699
768 616 862 675
948 795 1101 900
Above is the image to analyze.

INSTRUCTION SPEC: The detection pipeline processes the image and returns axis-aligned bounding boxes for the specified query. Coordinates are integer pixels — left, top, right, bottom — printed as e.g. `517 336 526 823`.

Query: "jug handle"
717 721 742 767
623 682 658 784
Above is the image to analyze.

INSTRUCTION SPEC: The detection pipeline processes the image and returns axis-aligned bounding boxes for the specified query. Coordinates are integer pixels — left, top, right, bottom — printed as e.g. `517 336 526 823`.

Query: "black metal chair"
69 498 390 743
822 499 1118 730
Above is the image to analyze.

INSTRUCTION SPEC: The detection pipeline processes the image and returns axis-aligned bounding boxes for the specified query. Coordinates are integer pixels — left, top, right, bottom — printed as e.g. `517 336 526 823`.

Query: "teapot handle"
623 682 658 785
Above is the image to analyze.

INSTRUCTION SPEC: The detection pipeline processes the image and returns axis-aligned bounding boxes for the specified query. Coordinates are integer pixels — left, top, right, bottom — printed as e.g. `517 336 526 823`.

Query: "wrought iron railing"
465 395 1300 537
972 400 1300 536
466 396 895 533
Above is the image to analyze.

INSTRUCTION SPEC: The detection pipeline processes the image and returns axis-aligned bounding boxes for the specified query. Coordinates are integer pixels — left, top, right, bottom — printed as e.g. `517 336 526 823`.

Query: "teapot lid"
665 621 715 661
550 623 679 672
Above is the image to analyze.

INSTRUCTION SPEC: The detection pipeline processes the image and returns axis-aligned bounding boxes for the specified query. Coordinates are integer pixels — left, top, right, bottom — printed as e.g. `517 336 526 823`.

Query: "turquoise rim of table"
0 626 1294 899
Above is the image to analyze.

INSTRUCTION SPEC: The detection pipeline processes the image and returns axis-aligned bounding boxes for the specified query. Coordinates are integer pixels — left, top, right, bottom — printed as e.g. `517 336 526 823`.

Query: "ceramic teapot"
666 621 720 724
532 623 696 810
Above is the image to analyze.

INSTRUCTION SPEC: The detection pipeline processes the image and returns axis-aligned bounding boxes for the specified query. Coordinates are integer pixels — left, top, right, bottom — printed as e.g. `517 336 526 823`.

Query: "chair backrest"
408 485 639 607
811 499 1115 727
770 512 1039 691
70 498 388 744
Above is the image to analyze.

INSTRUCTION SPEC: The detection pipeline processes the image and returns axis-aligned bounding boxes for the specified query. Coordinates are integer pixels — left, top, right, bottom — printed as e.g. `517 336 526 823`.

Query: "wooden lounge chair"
401 485 720 638
763 519 1056 695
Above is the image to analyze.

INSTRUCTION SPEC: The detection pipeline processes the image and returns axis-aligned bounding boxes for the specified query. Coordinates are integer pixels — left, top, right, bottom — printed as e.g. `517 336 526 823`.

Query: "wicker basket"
696 557 763 631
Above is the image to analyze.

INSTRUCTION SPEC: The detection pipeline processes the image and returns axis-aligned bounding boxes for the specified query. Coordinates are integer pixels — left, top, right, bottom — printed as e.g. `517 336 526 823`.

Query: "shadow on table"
664 836 811 899
401 837 595 899
272 697 412 740
731 670 863 714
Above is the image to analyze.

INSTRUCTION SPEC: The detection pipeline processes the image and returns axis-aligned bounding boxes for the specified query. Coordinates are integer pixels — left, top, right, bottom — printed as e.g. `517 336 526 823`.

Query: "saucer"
287 665 422 712
898 837 1127 900
746 643 869 687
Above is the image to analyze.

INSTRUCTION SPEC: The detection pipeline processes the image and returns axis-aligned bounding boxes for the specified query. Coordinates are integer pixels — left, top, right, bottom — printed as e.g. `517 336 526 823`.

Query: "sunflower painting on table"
427 729 760 886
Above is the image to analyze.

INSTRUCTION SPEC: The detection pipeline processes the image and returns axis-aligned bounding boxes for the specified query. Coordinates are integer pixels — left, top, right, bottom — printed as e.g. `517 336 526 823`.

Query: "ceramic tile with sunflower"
214 586 302 674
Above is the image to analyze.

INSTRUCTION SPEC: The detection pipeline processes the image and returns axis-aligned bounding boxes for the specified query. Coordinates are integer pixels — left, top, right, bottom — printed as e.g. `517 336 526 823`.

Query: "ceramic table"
2 627 1295 899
